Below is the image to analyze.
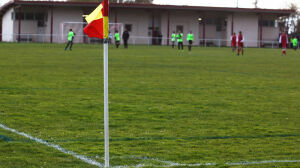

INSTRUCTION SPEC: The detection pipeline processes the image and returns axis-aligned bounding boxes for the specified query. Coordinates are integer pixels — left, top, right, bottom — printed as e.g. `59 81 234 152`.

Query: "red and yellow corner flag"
83 0 109 39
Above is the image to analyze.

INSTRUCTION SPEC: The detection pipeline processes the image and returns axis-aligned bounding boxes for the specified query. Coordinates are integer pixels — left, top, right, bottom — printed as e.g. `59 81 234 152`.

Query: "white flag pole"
103 39 109 168
83 1 109 166
103 0 110 167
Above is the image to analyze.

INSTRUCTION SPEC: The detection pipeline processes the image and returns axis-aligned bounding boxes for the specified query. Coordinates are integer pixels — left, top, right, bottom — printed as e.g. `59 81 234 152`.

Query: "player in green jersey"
171 31 176 48
115 30 120 48
292 37 298 51
187 31 194 52
64 28 75 51
177 31 183 50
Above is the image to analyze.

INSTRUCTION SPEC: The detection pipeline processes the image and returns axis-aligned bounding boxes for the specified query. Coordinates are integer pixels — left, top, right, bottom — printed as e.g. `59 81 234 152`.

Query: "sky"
0 0 300 9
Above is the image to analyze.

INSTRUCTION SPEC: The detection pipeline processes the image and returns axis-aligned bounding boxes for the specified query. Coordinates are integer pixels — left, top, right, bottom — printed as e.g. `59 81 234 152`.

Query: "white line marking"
0 123 103 168
1 123 300 167
227 160 300 165
113 156 300 167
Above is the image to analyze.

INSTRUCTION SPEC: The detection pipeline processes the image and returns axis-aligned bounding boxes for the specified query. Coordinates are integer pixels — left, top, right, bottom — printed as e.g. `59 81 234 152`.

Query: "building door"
38 27 45 42
216 18 222 40
148 15 161 45
37 20 46 42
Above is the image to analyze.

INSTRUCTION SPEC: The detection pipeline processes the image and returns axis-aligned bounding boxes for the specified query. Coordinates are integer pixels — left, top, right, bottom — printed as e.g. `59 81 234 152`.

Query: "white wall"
10 7 49 42
19 21 38 34
168 10 199 45
203 25 217 39
160 11 168 44
226 14 233 46
112 8 149 44
51 7 83 43
263 27 279 41
233 13 259 47
2 8 14 42
261 14 280 41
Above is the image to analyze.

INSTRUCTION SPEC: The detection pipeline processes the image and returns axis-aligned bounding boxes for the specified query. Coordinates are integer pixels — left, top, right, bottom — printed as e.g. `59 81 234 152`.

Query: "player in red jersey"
231 33 237 52
237 31 244 56
279 31 288 55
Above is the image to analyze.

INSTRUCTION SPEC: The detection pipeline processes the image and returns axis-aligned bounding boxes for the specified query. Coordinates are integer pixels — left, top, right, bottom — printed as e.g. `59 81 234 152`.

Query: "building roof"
0 0 295 17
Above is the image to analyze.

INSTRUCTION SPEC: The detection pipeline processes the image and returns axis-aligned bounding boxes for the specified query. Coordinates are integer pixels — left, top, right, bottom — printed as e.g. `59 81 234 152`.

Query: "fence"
0 33 289 49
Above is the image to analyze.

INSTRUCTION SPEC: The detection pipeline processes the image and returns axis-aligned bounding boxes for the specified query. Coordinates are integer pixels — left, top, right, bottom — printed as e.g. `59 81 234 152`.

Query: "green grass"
0 43 300 168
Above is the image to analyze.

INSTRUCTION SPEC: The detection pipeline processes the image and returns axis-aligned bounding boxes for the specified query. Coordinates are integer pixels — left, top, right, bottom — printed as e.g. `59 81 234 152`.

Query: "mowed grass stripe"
0 43 299 167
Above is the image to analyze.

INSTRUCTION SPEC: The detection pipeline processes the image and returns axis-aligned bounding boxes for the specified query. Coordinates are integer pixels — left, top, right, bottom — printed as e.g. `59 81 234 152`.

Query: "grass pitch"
0 43 300 168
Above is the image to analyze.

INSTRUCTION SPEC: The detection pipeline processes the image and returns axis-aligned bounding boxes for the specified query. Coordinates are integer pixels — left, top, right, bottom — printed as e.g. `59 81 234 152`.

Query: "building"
0 0 294 47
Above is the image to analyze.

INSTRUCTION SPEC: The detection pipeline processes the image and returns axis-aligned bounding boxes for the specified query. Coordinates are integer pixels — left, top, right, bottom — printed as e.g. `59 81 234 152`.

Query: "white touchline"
112 156 300 167
226 160 300 165
114 159 300 168
1 123 300 168
0 123 104 168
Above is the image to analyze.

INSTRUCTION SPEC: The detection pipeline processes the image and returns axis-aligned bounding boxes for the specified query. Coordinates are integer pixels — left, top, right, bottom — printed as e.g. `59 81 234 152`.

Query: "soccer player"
171 31 176 48
292 37 298 51
231 32 237 52
279 31 288 55
177 31 184 50
122 29 130 49
64 28 75 51
114 30 120 48
187 31 194 52
237 31 244 56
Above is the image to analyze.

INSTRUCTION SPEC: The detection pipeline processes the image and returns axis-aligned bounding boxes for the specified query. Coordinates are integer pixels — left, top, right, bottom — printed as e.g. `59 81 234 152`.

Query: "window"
15 12 24 20
37 20 45 27
216 18 222 32
12 12 47 21
125 24 132 32
35 13 46 21
205 18 215 25
25 13 34 20
259 20 275 27
176 25 183 33
262 20 269 27
199 18 221 25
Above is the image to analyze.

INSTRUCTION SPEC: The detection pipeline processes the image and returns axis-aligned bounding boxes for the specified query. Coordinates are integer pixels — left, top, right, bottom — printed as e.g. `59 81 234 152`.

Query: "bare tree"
297 19 300 33
277 3 299 33
288 3 299 33
294 6 300 34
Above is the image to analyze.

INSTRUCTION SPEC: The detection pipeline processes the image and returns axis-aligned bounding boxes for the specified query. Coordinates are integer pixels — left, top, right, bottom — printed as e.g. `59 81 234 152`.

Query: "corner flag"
83 0 109 39
84 1 110 167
